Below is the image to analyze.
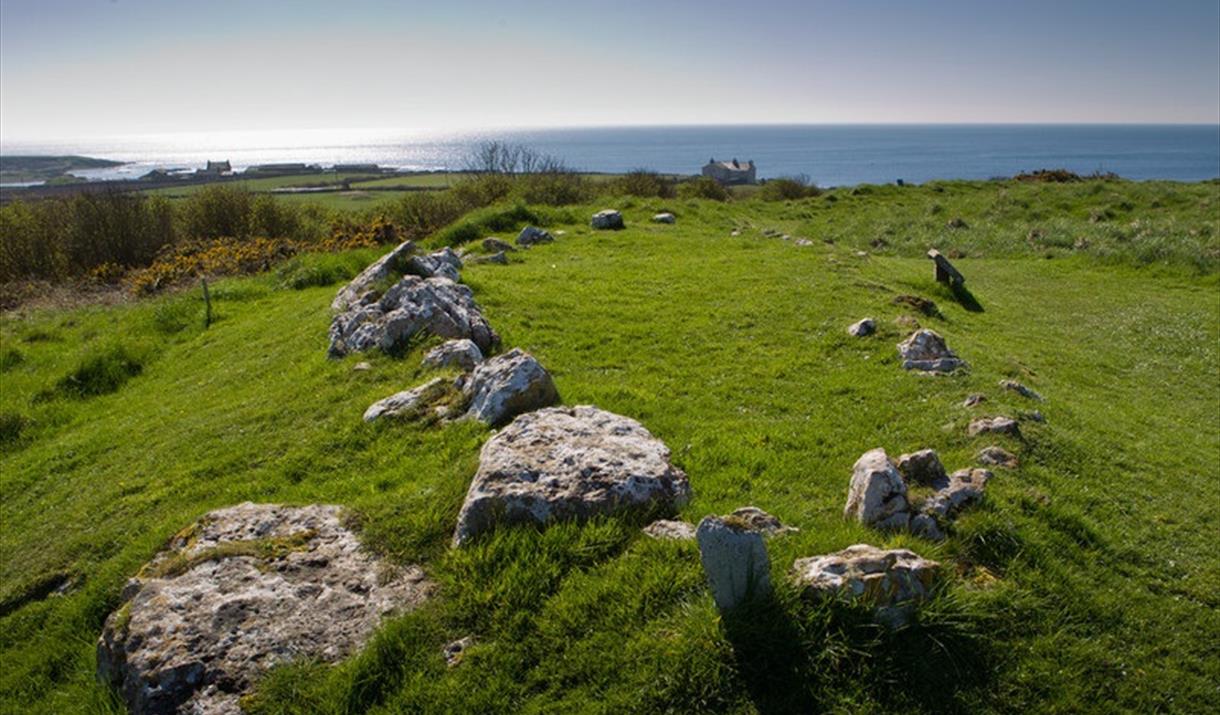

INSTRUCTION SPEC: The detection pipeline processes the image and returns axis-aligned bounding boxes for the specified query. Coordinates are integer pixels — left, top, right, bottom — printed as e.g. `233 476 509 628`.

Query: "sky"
1 0 1218 141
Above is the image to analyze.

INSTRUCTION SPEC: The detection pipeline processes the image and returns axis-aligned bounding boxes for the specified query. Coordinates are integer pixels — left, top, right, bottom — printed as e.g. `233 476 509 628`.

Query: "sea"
3 124 1218 187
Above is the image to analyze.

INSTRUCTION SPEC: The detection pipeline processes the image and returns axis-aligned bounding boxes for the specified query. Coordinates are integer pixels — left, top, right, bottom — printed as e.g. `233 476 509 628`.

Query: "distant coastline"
2 124 1217 188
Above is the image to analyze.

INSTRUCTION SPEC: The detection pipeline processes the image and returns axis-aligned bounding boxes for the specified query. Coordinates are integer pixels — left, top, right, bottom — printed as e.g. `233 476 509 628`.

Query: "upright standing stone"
844 448 910 530
927 249 965 287
696 516 772 612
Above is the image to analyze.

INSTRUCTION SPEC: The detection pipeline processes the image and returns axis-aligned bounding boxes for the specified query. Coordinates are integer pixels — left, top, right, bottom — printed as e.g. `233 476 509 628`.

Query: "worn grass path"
1 195 1218 713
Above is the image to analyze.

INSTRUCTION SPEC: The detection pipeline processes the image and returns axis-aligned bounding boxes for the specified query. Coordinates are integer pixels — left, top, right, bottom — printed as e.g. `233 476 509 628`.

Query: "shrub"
518 170 593 206
390 192 467 240
54 343 145 398
179 185 254 240
758 175 821 201
677 177 729 202
451 174 514 208
613 169 676 199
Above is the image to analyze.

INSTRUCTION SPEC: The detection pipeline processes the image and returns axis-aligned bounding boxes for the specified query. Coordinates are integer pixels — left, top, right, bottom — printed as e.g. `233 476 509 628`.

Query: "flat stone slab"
364 377 451 422
328 276 498 358
791 544 939 626
453 406 691 546
97 503 430 715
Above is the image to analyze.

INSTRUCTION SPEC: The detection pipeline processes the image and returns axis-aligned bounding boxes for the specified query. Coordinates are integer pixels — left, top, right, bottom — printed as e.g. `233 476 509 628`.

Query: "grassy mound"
1 182 1217 713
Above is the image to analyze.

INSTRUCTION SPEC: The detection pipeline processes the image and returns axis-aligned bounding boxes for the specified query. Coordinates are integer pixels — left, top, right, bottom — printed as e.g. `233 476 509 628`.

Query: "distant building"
702 157 756 185
332 163 381 173
245 163 321 176
198 160 231 176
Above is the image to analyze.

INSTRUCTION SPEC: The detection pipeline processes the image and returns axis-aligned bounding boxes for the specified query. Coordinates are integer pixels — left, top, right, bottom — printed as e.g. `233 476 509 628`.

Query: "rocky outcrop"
895 449 947 486
652 212 676 224
422 339 484 372
696 516 772 612
968 416 1020 438
977 446 1018 468
897 329 963 373
591 209 625 230
328 276 498 358
457 349 558 426
453 406 691 546
791 544 939 627
331 240 417 313
847 318 876 337
363 377 452 422
643 519 696 540
843 448 909 530
97 504 430 715
516 226 553 247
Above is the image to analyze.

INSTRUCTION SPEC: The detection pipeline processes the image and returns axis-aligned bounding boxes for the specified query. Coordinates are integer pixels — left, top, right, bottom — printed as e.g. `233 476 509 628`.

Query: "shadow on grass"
722 589 995 714
950 283 985 312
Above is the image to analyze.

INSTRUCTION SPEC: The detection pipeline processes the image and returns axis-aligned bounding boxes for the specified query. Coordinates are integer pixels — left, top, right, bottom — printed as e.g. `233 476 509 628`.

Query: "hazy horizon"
2 0 1219 144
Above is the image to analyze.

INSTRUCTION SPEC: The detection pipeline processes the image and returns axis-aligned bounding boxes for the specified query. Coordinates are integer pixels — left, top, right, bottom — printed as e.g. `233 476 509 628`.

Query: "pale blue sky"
1 0 1217 140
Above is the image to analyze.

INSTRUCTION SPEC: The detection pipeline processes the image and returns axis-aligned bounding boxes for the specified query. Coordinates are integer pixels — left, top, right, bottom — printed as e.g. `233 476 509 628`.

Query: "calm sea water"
4 125 1218 186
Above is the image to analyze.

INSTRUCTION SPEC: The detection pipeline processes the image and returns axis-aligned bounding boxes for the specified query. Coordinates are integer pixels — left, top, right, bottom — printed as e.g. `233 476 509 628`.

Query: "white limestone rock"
96 503 430 715
968 416 1021 438
457 348 558 426
897 329 964 373
591 209 625 230
847 318 876 337
422 339 484 372
843 448 910 530
895 449 947 486
363 377 451 423
696 516 772 612
453 406 691 546
642 519 696 540
791 544 939 626
516 225 554 247
331 240 418 312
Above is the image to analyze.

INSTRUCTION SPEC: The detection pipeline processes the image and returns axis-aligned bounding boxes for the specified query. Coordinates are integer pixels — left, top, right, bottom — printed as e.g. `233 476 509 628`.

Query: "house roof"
706 159 754 171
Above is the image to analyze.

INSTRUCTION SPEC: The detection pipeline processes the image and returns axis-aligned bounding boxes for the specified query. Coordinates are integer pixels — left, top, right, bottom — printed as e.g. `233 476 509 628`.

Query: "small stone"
443 636 474 667
962 393 987 408
421 339 484 372
591 209 625 230
968 416 1020 438
844 448 910 530
730 229 741 237
457 349 558 426
897 329 964 373
724 506 798 536
696 516 772 612
642 519 696 540
516 225 554 247
470 251 509 265
352 362 372 372
978 446 1018 468
363 377 451 422
1000 379 1044 401
847 318 876 337
794 238 813 247
482 237 515 253
895 449 947 486
1022 410 1046 423
910 513 945 540
947 217 969 229
918 468 992 520
791 544 940 627
652 212 676 224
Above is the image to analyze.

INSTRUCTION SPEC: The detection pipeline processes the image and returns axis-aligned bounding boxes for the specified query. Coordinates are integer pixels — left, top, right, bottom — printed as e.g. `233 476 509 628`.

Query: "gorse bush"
678 176 730 201
758 175 822 201
613 170 677 199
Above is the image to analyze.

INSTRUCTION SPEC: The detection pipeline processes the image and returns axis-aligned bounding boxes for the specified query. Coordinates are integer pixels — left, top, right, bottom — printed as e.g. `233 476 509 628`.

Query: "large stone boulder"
453 406 691 546
791 544 939 626
331 240 417 312
516 225 554 247
897 329 963 373
457 348 558 426
328 276 498 358
363 377 451 423
422 339 484 372
97 503 430 715
696 516 772 612
843 448 910 530
591 209 625 230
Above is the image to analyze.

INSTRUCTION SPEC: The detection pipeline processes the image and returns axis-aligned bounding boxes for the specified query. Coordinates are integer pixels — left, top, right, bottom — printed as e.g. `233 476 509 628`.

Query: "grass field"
1 183 1218 713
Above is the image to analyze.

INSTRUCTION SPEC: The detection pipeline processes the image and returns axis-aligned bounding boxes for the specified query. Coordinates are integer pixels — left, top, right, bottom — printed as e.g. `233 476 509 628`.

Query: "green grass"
1 181 1218 713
